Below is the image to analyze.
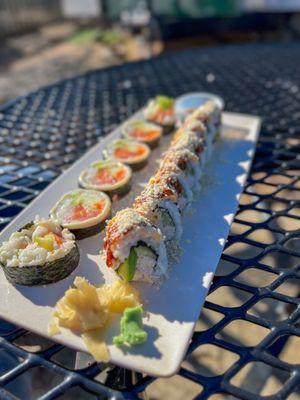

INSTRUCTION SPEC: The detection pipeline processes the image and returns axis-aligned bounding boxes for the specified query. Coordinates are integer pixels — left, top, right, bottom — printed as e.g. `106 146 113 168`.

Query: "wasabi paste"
113 306 148 346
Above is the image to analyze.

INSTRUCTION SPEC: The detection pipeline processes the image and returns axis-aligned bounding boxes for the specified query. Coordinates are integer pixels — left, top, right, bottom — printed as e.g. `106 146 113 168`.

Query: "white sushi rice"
156 200 182 242
112 225 168 284
177 174 194 211
0 219 75 267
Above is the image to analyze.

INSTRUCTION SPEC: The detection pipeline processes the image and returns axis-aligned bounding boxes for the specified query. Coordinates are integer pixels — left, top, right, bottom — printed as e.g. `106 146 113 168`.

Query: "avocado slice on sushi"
122 120 162 149
117 247 137 282
143 95 175 135
50 189 111 240
0 218 79 286
116 244 157 282
79 160 132 197
104 139 151 171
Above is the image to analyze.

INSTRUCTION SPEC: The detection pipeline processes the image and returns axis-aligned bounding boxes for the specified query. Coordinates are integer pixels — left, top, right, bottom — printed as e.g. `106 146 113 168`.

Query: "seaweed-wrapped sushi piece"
143 95 175 134
0 218 79 286
122 120 163 149
79 160 132 197
103 208 168 284
104 139 150 171
50 189 111 240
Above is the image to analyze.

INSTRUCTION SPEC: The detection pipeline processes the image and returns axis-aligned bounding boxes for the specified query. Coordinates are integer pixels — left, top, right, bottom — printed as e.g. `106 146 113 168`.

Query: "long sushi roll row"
103 100 221 284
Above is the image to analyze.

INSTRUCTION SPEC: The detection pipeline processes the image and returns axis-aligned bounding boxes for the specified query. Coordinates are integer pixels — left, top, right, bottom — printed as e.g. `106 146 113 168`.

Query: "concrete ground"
0 22 160 105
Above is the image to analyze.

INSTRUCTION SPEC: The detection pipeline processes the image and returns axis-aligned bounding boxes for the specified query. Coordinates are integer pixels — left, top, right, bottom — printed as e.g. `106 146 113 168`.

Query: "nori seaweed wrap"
0 218 79 286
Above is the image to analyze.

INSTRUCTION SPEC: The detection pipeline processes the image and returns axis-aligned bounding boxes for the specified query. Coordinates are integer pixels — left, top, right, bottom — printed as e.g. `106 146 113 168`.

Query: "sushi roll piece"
122 120 163 149
79 160 132 197
172 130 206 166
0 218 79 286
150 164 193 212
104 139 151 171
134 182 182 243
103 208 168 284
161 148 202 192
187 100 221 142
50 189 111 240
143 95 176 134
174 119 210 164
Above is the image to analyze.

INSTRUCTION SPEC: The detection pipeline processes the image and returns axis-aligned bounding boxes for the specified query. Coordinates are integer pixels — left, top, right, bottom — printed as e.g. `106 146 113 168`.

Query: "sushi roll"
174 120 209 164
161 148 202 192
79 160 132 197
150 165 193 212
103 208 168 284
0 218 79 286
104 139 151 171
187 100 221 142
50 189 111 240
134 182 182 243
172 130 206 167
143 95 175 134
122 120 163 149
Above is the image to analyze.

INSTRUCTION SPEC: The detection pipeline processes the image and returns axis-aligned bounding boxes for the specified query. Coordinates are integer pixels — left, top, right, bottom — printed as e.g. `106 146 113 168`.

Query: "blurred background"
1 0 300 105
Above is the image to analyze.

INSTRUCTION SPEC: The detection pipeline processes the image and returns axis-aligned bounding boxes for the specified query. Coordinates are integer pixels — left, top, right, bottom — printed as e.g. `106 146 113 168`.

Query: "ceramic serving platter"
0 107 261 377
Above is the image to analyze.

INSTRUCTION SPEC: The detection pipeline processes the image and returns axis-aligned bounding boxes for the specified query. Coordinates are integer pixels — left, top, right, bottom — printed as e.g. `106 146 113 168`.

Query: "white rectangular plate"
0 110 260 377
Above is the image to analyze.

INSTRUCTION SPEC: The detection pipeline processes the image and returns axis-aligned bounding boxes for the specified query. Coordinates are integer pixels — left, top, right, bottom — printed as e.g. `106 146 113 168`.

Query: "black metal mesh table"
0 43 299 399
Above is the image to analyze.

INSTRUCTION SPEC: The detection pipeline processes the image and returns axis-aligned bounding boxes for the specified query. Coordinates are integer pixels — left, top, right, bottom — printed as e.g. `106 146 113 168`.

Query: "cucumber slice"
160 209 174 228
135 245 156 259
117 248 137 282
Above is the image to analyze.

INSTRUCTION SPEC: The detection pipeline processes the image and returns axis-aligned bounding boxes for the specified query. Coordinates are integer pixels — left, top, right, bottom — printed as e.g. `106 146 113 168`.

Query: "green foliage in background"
69 28 100 43
69 28 123 46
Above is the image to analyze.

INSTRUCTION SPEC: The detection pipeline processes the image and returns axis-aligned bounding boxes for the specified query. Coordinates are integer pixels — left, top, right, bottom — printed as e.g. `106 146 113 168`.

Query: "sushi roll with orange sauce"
103 208 168 284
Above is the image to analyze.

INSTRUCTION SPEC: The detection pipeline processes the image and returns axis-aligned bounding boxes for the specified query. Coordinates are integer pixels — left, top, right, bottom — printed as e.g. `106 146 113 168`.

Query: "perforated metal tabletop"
0 43 299 399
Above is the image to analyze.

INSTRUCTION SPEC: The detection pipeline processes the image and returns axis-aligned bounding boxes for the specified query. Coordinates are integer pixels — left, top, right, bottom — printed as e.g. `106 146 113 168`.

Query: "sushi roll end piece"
104 208 168 284
122 120 162 149
50 189 111 240
79 160 132 197
143 95 176 135
0 218 79 286
104 139 151 171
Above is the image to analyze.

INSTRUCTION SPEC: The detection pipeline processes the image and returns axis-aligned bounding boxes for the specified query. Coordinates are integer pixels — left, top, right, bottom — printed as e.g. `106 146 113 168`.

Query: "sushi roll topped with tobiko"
0 218 79 286
134 181 183 243
104 139 150 171
122 120 162 148
50 189 111 240
79 160 132 197
143 95 176 134
103 208 168 284
149 165 193 212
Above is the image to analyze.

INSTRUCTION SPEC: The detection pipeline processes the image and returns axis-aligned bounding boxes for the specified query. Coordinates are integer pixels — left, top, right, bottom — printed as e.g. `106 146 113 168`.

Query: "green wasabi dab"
113 306 148 347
